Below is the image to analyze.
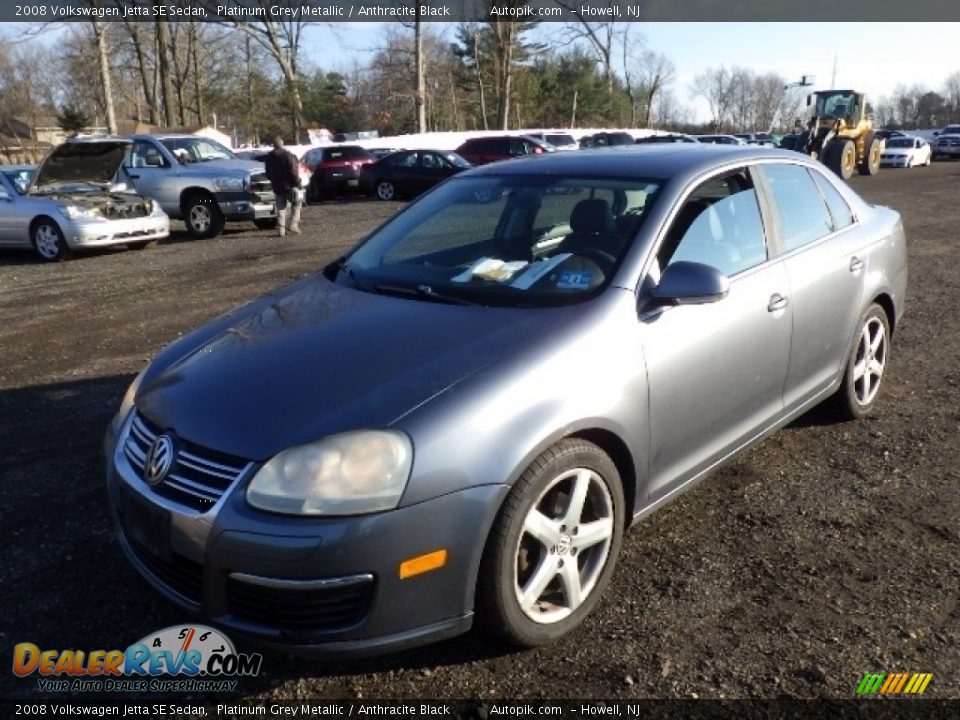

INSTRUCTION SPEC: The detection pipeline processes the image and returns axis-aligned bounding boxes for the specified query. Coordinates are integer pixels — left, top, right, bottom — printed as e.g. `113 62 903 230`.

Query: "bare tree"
692 66 734 131
200 0 314 139
556 4 620 95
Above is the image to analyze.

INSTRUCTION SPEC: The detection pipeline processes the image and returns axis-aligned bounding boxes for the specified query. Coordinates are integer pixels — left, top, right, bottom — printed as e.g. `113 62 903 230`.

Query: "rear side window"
810 170 855 231
760 164 834 252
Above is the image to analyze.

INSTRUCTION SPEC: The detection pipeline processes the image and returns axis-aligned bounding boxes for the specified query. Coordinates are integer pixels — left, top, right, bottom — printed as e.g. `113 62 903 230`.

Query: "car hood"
136 274 556 461
177 158 265 176
33 140 130 189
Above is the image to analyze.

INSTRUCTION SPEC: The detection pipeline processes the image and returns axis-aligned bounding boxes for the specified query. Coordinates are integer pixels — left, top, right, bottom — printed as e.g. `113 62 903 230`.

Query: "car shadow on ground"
1 373 522 700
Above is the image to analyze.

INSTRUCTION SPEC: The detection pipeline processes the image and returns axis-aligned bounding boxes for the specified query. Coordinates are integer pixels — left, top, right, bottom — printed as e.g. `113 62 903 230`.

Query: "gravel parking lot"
2 164 959 701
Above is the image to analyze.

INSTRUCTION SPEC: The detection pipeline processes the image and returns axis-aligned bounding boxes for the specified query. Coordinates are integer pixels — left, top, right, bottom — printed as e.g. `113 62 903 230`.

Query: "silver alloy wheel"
34 223 62 259
852 316 887 406
376 181 395 201
189 204 212 233
513 467 614 624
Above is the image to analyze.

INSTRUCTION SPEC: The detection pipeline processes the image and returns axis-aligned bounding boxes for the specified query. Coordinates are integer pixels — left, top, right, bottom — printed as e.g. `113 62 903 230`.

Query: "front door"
641 169 793 502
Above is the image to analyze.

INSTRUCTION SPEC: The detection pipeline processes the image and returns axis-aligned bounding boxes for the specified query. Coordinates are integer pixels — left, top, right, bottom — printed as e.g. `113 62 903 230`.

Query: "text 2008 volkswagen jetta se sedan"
105 145 907 656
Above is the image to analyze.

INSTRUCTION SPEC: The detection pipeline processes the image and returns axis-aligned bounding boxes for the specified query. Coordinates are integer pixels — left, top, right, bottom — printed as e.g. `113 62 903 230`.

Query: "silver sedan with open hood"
0 138 169 262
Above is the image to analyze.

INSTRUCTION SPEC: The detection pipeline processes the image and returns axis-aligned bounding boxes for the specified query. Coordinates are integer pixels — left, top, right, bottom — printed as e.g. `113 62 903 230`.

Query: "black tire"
476 438 624 647
857 136 882 176
30 217 69 262
375 180 396 201
829 303 891 420
254 217 279 230
183 193 224 239
825 139 856 180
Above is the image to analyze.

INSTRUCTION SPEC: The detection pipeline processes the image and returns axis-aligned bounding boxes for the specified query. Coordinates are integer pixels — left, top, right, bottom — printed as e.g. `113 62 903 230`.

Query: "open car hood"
33 139 131 189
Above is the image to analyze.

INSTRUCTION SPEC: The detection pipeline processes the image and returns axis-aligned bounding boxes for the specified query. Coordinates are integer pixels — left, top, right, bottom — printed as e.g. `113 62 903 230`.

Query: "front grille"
248 172 275 204
123 411 252 512
128 538 204 604
226 575 375 634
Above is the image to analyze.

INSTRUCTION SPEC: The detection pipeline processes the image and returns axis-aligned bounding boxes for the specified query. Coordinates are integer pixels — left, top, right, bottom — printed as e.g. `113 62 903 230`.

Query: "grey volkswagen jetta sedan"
105 145 907 656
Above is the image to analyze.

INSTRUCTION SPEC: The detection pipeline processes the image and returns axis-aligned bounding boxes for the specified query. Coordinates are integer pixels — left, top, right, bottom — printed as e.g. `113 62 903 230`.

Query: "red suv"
303 145 376 200
454 135 553 166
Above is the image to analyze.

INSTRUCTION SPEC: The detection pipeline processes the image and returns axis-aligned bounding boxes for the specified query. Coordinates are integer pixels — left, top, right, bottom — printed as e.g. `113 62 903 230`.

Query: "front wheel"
31 218 69 262
825 139 856 179
830 303 891 420
375 180 396 201
183 194 224 239
477 439 624 647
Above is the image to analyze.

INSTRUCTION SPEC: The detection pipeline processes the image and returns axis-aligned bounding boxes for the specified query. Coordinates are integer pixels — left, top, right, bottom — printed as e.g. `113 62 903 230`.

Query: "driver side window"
654 170 768 281
129 141 168 169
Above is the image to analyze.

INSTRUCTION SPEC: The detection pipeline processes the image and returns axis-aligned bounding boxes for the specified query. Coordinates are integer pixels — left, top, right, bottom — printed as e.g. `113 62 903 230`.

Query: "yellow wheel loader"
788 90 882 180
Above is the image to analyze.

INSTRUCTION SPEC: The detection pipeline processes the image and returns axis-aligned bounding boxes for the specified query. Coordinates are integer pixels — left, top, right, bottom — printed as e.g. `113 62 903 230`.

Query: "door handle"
849 256 864 272
768 294 789 312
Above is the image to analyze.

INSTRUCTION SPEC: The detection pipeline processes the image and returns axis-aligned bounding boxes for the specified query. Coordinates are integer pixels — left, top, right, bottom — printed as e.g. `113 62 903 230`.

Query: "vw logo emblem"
144 434 175 486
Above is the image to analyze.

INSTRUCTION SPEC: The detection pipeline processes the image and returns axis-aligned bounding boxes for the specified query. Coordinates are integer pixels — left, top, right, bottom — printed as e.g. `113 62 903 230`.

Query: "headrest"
570 198 615 234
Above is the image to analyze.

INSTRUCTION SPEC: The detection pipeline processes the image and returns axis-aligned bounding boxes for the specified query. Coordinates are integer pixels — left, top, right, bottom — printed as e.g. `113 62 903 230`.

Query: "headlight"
212 176 245 191
59 204 101 220
247 430 413 516
108 367 146 438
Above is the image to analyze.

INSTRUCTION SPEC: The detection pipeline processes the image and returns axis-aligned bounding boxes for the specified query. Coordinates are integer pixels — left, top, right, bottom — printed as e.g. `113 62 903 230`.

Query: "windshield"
2 167 35 194
160 137 236 163
546 134 576 146
338 174 662 308
887 138 913 148
943 126 960 135
816 91 858 118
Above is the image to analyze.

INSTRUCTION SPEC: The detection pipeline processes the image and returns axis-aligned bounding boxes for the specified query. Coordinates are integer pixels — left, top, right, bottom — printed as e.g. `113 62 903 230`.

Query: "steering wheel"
572 247 617 268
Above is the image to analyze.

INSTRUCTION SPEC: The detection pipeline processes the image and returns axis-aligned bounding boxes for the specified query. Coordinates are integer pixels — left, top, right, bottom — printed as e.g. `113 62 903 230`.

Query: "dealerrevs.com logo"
13 625 262 693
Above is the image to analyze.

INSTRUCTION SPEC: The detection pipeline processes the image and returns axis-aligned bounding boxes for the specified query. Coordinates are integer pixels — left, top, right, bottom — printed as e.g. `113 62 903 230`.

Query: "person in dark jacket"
263 136 302 236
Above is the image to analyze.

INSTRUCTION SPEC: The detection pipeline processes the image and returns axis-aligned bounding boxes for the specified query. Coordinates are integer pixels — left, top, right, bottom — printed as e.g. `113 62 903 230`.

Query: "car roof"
464 144 805 179
0 164 36 171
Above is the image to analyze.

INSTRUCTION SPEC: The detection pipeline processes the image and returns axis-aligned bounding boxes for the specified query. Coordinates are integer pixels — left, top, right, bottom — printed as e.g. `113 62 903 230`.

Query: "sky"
303 21 960 122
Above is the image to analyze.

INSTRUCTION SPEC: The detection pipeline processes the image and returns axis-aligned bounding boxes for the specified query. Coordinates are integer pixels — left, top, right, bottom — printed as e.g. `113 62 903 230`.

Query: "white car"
0 139 170 262
880 136 932 168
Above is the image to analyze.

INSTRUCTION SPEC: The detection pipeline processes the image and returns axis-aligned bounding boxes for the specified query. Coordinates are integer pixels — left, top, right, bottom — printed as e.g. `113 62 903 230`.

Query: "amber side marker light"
399 549 448 579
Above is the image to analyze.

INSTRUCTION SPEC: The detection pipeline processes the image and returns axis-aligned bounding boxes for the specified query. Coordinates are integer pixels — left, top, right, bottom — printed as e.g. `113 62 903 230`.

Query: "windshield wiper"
372 283 481 306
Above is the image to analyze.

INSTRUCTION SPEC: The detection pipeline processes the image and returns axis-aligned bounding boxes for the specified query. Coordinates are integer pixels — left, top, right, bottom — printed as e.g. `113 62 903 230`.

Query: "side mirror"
933 131 940 136
652 261 730 305
806 94 812 107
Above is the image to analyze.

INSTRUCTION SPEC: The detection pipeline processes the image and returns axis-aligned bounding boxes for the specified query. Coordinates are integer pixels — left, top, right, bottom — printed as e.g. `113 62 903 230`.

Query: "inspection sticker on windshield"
556 270 592 289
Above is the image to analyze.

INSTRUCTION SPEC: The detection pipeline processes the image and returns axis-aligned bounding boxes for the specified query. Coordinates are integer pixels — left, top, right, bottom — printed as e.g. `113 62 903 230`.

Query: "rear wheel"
477 439 624 647
830 303 891 420
30 218 69 262
857 137 882 175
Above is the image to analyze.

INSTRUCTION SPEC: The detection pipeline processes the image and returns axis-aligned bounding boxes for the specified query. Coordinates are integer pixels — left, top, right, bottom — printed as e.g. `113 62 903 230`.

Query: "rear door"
642 167 793 502
756 162 866 412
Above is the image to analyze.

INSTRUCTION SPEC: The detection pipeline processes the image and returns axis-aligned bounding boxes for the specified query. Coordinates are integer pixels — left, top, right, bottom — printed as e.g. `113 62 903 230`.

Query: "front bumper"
215 191 277 221
879 155 911 167
64 213 169 249
104 412 508 657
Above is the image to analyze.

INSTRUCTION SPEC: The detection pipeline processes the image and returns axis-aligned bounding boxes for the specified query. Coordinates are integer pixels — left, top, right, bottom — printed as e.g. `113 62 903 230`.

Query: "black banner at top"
1 0 960 23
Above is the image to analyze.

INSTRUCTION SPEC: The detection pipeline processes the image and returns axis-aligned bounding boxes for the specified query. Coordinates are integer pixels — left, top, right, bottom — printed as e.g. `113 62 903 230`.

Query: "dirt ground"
1 163 958 701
